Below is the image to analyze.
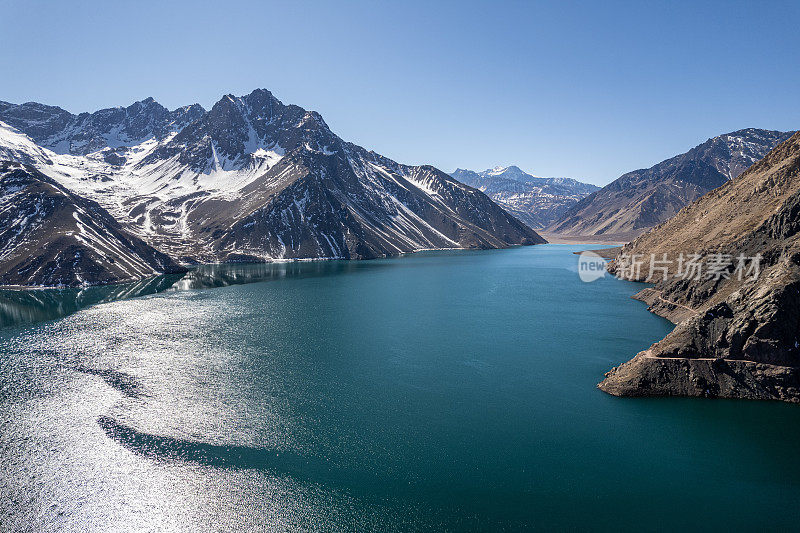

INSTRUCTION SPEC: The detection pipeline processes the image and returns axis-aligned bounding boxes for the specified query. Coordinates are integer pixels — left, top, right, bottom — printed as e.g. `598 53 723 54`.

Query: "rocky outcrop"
549 129 795 240
599 132 800 402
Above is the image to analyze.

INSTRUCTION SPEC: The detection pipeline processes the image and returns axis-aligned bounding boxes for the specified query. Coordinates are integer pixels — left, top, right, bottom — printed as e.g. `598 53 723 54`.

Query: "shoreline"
537 232 629 246
0 243 543 291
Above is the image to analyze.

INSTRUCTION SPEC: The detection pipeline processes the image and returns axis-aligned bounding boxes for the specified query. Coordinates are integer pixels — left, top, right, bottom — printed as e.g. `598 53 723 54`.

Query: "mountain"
549 129 796 241
0 89 543 284
0 98 205 155
450 166 599 229
0 162 184 287
599 131 800 402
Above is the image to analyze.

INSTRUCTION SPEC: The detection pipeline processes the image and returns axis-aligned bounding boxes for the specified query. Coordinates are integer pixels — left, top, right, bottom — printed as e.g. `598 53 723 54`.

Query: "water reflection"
0 260 367 329
168 260 360 291
0 274 183 329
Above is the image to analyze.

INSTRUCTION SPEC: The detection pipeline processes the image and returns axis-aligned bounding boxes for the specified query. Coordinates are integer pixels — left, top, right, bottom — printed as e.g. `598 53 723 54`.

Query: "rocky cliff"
599 132 800 402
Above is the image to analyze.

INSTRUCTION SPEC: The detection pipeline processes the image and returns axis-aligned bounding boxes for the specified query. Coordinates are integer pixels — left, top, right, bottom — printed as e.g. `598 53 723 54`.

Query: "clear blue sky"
1 0 798 185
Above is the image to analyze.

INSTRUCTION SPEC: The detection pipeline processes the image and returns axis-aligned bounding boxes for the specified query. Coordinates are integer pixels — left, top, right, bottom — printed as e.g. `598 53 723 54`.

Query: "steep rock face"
451 166 598 229
0 162 184 287
549 129 795 240
0 101 74 147
140 89 312 172
599 132 800 402
0 90 544 270
214 154 541 261
0 98 206 155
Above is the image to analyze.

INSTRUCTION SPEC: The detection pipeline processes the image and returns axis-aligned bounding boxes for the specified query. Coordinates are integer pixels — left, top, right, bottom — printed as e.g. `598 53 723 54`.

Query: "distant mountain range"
0 89 543 286
600 131 800 402
450 166 599 229
548 128 796 240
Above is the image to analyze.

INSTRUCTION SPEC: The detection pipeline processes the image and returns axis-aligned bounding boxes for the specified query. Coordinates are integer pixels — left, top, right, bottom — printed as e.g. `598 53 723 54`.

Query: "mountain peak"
487 164 525 175
548 128 796 239
126 97 167 114
246 88 276 100
694 128 797 180
173 103 205 114
486 165 535 182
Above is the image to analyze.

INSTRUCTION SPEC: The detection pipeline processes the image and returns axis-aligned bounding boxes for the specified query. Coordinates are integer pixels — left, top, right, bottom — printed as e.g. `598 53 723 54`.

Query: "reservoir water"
2 245 799 531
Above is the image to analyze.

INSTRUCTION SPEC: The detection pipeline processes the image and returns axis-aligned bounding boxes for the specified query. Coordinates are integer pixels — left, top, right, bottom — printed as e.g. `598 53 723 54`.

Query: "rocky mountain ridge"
0 98 205 156
549 129 795 240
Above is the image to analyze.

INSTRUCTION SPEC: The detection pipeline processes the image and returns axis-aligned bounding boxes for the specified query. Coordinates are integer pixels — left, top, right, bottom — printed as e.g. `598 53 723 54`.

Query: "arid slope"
600 132 800 402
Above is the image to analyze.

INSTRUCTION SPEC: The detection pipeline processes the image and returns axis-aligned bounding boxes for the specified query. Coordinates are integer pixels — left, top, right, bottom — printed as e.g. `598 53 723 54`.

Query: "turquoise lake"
2 245 800 531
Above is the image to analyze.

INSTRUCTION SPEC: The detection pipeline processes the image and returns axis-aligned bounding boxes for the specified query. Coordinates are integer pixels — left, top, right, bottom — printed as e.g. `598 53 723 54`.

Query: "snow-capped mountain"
0 90 543 284
450 166 599 229
0 98 205 156
549 128 796 240
0 162 184 287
